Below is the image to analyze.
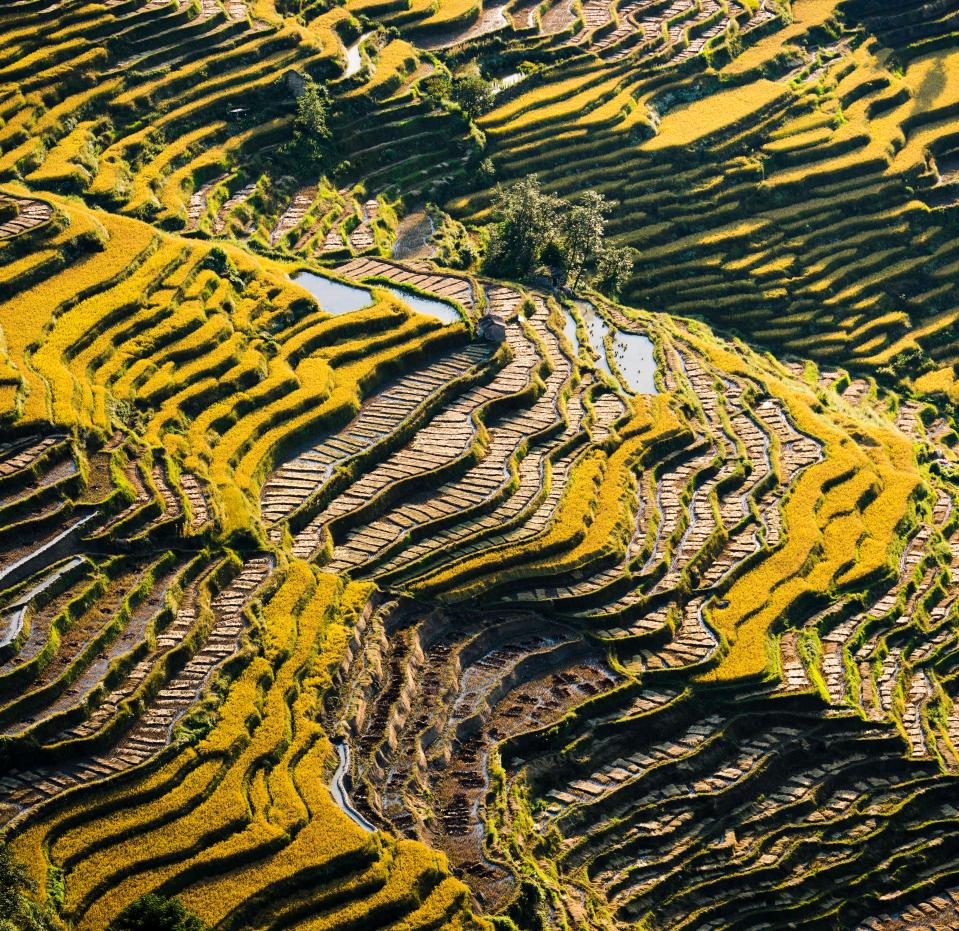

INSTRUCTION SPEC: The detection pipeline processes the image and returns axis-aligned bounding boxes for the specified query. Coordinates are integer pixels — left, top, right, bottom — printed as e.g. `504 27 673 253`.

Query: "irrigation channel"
330 739 376 832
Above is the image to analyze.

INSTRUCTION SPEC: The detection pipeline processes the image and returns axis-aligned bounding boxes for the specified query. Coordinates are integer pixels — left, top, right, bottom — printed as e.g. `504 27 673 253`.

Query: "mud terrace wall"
6 0 959 929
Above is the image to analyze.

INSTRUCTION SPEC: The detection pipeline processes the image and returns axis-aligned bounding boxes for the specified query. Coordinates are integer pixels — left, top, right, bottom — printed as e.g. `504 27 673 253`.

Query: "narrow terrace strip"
260 342 492 529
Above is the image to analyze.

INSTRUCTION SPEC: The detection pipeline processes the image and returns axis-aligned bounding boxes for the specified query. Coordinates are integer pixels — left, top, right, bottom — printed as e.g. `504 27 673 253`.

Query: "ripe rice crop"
5 2 959 928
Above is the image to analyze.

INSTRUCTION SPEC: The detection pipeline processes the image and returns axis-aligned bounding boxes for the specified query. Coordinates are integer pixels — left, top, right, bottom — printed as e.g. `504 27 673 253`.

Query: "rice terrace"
7 0 959 929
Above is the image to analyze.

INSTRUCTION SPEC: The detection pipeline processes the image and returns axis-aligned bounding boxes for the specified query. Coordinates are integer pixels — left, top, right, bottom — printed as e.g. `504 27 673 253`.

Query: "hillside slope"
4 1 959 930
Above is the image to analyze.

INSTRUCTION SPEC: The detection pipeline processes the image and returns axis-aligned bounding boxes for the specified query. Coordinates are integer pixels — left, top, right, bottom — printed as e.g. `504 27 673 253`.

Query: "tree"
486 175 562 276
595 244 635 297
560 190 612 289
485 175 635 293
288 79 333 170
449 72 494 121
420 73 451 103
0 843 62 931
108 894 207 931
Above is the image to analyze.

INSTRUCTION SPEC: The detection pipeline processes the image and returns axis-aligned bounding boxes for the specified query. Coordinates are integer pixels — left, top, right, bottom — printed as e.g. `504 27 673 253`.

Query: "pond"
562 306 581 358
343 32 372 79
578 300 615 380
613 329 658 394
292 272 461 324
380 284 462 324
577 301 658 394
292 271 373 314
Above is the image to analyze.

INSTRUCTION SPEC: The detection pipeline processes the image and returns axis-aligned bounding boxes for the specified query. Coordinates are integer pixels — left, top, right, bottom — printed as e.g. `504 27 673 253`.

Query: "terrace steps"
0 196 53 239
261 341 492 529
290 299 543 564
336 256 477 313
327 297 573 575
5 0 959 918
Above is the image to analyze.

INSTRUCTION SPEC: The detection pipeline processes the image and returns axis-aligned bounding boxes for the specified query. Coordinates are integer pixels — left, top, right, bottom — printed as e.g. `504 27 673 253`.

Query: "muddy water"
391 211 435 260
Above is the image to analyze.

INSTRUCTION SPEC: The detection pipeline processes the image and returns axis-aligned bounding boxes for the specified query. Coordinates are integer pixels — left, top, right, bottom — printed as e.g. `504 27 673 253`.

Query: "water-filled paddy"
293 271 373 314
292 271 460 324
379 284 462 324
343 32 372 78
577 300 657 393
562 306 581 357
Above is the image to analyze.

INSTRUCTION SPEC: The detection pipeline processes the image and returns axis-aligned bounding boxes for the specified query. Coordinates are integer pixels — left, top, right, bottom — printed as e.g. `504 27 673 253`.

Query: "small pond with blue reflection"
292 271 373 314
292 272 461 324
379 285 462 324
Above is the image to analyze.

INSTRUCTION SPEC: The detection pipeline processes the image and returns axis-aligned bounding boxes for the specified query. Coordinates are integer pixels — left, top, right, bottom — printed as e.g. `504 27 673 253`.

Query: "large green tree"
287 78 333 171
485 174 562 276
561 190 611 289
485 176 634 294
595 244 634 297
449 72 494 121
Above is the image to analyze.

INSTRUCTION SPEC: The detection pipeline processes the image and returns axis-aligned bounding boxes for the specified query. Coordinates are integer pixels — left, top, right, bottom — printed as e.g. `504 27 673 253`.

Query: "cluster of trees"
0 843 60 931
485 175 634 296
1 843 205 931
422 66 495 121
446 70 495 120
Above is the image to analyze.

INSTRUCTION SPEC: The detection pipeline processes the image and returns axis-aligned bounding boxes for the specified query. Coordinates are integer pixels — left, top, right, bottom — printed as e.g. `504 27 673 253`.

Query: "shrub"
107 894 207 931
0 842 62 931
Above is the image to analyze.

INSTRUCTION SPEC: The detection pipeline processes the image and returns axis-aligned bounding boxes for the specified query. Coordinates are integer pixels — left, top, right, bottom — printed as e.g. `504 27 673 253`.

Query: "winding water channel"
330 739 376 832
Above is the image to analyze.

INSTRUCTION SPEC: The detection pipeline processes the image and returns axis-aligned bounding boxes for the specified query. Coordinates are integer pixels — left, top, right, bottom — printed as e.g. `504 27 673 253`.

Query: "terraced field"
6 0 959 930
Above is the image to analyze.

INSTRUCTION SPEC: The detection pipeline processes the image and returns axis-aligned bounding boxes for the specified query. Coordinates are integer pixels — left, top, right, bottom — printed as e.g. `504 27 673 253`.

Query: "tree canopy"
485 175 562 277
286 78 333 171
108 894 207 931
485 175 635 294
449 72 494 121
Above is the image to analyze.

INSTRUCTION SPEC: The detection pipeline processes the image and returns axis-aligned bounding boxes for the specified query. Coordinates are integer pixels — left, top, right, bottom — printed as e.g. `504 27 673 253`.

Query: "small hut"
281 69 308 98
478 312 507 343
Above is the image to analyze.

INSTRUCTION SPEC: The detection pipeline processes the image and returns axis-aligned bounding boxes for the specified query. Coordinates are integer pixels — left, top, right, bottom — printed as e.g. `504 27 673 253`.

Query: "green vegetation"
449 70 495 121
0 843 60 931
285 79 334 173
485 175 635 293
3 1 959 930
108 895 207 931
485 175 563 276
